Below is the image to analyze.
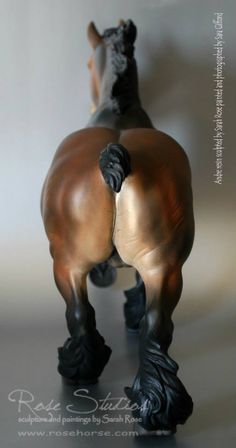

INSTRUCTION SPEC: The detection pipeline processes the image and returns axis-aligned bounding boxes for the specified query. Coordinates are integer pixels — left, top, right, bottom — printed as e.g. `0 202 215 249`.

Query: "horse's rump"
41 126 193 269
114 128 194 269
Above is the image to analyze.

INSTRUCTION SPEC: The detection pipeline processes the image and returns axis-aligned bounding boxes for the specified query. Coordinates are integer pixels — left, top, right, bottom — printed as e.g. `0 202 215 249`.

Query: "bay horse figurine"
41 19 195 435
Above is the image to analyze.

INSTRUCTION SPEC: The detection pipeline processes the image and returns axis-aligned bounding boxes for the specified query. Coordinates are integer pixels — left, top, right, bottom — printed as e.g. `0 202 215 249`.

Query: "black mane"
102 20 139 115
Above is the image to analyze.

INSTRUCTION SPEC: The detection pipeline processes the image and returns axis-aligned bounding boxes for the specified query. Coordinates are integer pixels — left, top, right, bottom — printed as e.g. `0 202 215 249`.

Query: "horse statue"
41 19 195 435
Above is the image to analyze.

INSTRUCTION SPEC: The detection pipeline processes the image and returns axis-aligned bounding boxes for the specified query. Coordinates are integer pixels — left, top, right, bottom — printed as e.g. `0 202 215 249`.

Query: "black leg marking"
125 325 193 433
58 329 111 384
124 272 146 332
58 301 111 384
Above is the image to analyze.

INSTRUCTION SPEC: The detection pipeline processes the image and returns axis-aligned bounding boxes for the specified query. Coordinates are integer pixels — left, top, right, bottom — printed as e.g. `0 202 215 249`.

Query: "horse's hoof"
89 263 117 287
58 331 112 384
124 346 193 433
134 422 176 436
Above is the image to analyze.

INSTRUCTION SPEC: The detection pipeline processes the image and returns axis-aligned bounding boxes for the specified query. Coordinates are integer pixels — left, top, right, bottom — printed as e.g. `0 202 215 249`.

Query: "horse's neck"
87 102 153 130
87 59 153 131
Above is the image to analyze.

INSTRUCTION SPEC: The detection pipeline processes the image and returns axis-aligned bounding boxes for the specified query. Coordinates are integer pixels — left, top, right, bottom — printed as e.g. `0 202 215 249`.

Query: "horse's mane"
102 20 138 115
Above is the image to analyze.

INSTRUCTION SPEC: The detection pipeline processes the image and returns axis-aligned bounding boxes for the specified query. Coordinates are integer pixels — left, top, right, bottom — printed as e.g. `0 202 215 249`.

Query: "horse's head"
87 20 137 113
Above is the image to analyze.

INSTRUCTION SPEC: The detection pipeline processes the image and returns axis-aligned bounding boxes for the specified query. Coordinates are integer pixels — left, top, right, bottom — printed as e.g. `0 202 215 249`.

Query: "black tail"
99 143 131 193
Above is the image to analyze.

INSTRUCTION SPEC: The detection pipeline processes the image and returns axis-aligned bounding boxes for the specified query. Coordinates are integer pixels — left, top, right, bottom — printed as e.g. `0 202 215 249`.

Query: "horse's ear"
87 22 102 49
118 19 125 26
124 19 137 44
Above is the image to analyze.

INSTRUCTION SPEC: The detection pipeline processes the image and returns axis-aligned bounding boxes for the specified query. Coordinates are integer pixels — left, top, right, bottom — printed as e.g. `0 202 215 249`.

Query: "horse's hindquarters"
113 128 194 272
41 128 122 271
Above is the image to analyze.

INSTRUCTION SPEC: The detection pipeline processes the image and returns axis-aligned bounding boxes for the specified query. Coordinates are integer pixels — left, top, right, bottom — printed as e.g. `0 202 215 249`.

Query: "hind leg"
123 271 146 332
53 258 111 384
125 262 193 434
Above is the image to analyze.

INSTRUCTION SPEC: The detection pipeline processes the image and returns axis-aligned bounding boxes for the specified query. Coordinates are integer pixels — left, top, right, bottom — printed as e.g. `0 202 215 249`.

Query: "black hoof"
58 330 111 383
89 262 117 287
125 341 193 432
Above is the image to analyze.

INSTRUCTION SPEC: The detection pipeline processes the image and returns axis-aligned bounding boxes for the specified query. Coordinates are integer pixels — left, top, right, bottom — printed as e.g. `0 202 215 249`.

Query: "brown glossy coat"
41 125 194 293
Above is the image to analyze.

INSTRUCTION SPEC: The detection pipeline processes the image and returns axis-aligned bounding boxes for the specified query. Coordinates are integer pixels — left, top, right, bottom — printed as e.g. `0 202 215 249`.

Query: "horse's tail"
99 143 131 193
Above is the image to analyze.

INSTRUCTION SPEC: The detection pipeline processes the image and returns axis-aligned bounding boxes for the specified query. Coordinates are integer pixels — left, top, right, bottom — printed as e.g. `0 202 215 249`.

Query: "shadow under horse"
41 19 195 436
